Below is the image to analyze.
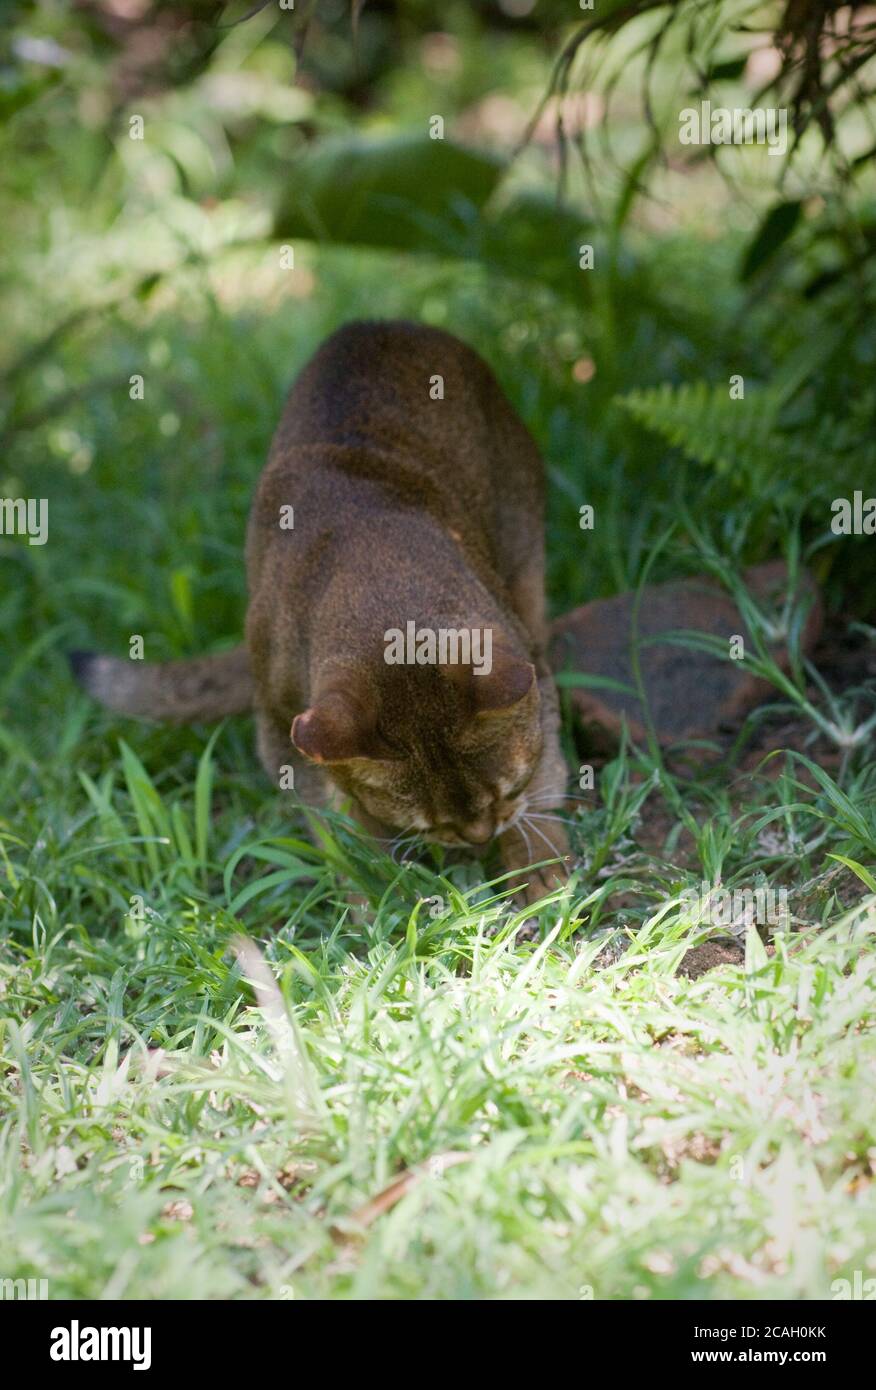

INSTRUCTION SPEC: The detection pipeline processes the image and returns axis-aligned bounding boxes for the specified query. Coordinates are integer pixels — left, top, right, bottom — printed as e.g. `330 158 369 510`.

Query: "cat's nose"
462 817 495 845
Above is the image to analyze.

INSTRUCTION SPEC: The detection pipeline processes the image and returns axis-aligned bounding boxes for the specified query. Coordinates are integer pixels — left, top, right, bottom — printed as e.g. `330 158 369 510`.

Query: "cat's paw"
513 871 572 942
498 819 572 930
519 858 571 907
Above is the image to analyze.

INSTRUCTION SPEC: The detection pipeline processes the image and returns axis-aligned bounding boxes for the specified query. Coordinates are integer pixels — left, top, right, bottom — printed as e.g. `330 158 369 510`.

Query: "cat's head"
291 646 541 846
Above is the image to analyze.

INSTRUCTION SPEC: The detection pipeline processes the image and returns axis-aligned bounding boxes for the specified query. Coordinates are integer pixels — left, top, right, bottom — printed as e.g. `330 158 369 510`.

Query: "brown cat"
72 321 570 905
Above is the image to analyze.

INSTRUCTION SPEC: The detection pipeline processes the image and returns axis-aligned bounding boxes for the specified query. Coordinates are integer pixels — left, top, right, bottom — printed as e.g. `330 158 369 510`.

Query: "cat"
72 321 570 906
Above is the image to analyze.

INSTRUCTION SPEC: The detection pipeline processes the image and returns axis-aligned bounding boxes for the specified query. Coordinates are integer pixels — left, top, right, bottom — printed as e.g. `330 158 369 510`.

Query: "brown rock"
549 561 822 745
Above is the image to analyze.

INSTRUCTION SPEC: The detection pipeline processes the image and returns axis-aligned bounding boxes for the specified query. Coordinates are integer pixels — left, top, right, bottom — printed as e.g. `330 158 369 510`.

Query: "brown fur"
73 321 570 904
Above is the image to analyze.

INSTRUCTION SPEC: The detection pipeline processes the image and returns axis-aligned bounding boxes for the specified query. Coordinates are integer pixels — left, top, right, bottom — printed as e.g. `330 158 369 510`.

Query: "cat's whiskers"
499 801 527 835
520 815 558 856
389 824 421 863
515 817 533 862
526 792 589 806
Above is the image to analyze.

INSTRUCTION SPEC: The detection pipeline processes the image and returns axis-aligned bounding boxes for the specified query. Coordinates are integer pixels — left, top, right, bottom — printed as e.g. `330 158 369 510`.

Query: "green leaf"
704 58 748 83
0 68 59 123
228 865 316 917
554 671 637 697
195 727 222 876
826 854 876 894
784 752 874 850
740 200 803 281
478 188 594 296
274 132 504 253
169 567 195 639
119 741 167 877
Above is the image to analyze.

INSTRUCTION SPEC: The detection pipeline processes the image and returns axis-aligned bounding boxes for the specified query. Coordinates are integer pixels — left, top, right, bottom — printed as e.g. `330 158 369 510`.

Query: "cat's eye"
506 773 533 799
374 725 406 757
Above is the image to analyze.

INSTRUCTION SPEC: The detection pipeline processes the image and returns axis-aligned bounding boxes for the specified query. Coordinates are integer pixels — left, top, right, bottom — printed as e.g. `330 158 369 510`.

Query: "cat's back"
267 319 532 477
249 320 544 607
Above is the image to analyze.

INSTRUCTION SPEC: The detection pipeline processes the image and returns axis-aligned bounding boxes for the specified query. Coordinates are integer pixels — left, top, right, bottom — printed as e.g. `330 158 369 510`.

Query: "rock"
549 561 822 745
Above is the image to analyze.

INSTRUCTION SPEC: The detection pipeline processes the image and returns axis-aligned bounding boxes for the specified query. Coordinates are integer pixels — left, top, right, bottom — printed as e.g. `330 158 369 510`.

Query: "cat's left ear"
472 652 536 714
291 690 394 763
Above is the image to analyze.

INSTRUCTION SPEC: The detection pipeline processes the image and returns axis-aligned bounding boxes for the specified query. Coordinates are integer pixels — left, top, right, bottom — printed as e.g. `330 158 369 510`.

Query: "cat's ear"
291 691 391 763
472 653 536 714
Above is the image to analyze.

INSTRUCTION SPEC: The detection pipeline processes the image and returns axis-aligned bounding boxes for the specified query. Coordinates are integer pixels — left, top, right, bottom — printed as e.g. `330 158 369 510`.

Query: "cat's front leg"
498 817 570 910
498 672 571 911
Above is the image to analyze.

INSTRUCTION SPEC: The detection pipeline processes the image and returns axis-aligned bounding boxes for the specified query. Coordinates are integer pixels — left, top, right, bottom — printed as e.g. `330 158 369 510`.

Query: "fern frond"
615 381 875 503
616 381 781 476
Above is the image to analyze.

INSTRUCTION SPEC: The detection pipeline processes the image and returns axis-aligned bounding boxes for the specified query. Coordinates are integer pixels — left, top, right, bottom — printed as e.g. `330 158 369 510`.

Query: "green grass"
2 772 875 1298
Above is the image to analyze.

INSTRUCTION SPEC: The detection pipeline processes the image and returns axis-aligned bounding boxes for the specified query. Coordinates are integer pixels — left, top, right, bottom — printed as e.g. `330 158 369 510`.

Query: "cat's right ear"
291 692 393 763
472 653 536 714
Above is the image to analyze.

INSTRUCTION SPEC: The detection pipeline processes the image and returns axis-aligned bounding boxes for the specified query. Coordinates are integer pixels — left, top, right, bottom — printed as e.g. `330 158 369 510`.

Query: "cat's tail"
69 645 253 723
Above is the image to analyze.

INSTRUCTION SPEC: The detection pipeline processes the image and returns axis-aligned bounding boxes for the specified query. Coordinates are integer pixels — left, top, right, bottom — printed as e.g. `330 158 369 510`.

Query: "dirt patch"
679 938 745 979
